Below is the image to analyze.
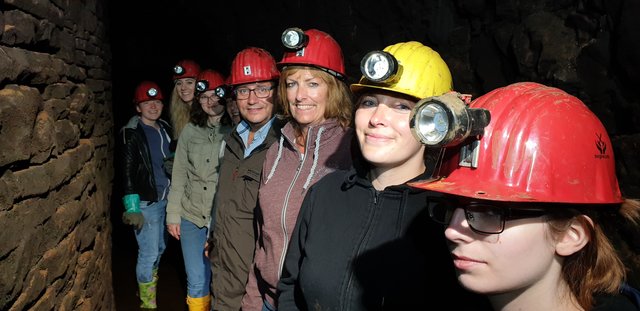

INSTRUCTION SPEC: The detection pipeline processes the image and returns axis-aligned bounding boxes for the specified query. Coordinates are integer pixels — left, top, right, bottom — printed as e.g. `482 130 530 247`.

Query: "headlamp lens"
147 88 158 97
215 87 226 98
282 28 306 49
174 65 184 75
360 51 397 82
414 103 448 145
196 81 207 92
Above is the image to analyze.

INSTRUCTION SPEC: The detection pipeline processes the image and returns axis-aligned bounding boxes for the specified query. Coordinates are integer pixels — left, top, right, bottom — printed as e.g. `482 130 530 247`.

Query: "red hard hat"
228 47 279 86
278 29 346 78
411 82 623 204
196 69 225 91
173 59 201 80
133 81 163 104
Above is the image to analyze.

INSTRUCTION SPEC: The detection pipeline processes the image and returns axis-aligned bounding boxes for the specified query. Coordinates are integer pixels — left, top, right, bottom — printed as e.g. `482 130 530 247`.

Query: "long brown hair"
548 199 640 310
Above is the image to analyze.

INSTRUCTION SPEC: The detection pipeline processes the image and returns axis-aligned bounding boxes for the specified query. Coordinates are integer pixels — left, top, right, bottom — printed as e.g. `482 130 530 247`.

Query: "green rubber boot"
138 279 158 309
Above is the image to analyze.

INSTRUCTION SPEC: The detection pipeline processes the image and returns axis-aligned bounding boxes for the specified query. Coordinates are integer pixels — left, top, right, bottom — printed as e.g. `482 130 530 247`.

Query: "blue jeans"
180 218 211 298
134 200 168 283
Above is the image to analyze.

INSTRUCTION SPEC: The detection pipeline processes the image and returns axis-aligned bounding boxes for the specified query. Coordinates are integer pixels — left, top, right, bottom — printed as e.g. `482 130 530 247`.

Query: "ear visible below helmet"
278 28 346 79
173 59 201 80
134 81 163 104
228 47 279 87
411 82 622 205
351 41 452 99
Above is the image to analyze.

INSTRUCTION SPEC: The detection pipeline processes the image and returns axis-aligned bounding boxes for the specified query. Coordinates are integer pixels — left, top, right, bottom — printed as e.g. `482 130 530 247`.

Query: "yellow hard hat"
351 41 453 99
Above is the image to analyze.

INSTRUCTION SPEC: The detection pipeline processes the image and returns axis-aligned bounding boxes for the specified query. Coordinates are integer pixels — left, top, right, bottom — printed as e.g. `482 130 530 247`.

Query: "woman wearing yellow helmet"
277 41 491 310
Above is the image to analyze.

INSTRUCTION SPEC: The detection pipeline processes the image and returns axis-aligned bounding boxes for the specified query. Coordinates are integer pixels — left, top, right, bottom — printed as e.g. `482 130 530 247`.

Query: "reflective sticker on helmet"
243 65 252 76
295 48 305 57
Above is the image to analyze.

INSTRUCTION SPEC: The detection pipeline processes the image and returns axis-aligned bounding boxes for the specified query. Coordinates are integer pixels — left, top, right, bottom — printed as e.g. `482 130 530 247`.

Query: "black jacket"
120 116 172 201
278 168 492 311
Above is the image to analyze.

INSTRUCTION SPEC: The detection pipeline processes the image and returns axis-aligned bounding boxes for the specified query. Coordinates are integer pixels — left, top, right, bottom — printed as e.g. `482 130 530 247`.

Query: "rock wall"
0 0 114 310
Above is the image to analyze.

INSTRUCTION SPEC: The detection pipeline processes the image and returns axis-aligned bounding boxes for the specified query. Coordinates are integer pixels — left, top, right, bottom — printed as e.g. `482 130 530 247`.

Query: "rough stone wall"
0 1 114 310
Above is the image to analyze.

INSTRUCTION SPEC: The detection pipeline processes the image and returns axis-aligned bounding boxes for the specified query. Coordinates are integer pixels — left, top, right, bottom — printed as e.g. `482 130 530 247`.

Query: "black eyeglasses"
234 85 274 100
199 94 220 103
428 197 548 234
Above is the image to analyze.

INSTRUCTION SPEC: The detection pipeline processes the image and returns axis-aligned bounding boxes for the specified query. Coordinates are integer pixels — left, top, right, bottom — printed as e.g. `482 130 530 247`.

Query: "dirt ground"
111 214 190 311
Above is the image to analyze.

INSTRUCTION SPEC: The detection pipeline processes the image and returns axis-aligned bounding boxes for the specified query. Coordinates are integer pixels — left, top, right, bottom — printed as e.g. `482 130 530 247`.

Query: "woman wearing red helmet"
170 59 201 139
166 69 232 310
411 82 640 310
241 28 355 311
120 81 173 309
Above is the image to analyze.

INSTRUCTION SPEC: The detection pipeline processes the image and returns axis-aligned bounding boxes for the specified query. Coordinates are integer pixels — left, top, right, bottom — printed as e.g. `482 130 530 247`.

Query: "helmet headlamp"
360 51 399 83
410 92 490 147
147 88 158 97
215 87 226 98
174 65 184 75
196 80 208 92
281 27 308 50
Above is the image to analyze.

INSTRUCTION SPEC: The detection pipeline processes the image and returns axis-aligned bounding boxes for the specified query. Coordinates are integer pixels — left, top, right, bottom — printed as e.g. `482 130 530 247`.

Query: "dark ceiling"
106 0 640 136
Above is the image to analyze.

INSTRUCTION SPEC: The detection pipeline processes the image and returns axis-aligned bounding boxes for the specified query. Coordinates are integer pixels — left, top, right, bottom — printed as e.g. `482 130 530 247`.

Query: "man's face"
234 81 275 130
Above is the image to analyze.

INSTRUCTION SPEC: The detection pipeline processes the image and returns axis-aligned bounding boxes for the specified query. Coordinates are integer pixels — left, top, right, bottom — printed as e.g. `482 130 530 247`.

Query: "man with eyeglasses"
208 47 284 311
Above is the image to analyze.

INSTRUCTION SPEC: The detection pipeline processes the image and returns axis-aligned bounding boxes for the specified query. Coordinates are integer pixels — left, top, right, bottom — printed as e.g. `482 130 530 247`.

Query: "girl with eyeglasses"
166 69 232 310
411 82 640 311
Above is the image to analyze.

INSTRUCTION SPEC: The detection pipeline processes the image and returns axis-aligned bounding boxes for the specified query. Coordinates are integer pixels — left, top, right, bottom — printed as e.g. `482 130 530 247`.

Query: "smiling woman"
242 27 356 311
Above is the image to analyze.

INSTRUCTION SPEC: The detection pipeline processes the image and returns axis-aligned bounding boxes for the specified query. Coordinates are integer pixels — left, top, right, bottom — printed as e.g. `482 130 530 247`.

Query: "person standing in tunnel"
170 59 201 140
166 69 232 311
120 81 173 310
410 82 640 311
209 47 284 311
277 41 492 310
164 59 202 176
242 27 355 311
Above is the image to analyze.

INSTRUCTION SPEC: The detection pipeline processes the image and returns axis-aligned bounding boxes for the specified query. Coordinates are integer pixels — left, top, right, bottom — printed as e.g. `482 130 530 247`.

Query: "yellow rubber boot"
186 295 211 311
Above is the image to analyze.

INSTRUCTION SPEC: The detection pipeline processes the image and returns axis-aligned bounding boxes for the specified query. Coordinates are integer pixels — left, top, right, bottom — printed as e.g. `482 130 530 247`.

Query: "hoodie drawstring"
265 126 326 190
265 135 285 183
302 127 324 190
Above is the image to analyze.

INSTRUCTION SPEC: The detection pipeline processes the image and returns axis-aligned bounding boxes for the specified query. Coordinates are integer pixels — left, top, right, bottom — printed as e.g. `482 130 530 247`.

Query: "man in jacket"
209 47 283 311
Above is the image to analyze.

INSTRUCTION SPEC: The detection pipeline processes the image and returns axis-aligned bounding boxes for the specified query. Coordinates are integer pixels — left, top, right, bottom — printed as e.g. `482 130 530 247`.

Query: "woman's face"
136 99 163 125
199 90 224 117
443 203 559 296
175 77 196 102
355 92 424 168
285 68 328 129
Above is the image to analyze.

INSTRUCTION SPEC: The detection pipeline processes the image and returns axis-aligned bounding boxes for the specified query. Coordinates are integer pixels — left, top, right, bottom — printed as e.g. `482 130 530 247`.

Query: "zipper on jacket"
277 147 307 278
342 186 380 310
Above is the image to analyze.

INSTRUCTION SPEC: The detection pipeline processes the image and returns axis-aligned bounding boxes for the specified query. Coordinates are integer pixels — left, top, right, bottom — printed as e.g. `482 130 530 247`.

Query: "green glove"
122 194 144 230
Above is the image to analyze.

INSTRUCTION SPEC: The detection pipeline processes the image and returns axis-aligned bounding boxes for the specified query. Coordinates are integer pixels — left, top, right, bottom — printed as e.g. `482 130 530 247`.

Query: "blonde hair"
169 86 192 139
277 66 353 130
